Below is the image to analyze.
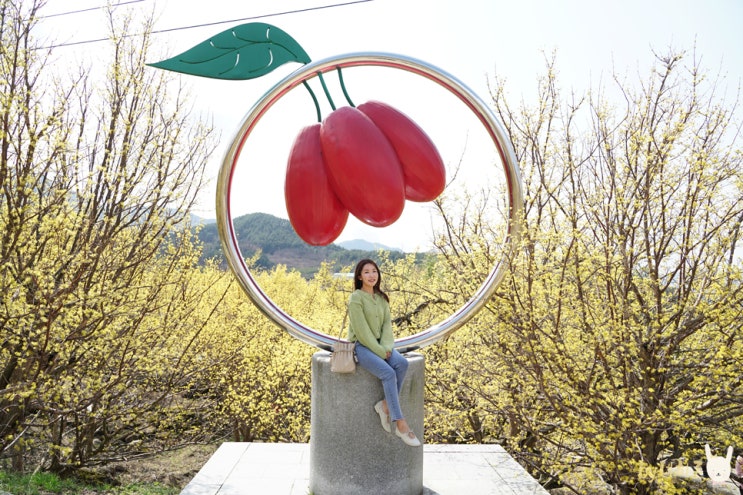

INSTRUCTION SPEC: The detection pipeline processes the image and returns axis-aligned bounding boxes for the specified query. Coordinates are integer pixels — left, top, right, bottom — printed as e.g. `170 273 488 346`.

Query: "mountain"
194 212 411 278
190 213 216 225
338 239 402 252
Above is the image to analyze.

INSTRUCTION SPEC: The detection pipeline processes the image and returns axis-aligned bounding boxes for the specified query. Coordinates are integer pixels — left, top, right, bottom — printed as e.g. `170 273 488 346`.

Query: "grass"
0 470 179 495
0 443 216 494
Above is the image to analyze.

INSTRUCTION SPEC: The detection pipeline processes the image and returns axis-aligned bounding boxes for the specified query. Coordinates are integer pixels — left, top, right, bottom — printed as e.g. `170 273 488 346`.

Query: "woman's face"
358 263 379 291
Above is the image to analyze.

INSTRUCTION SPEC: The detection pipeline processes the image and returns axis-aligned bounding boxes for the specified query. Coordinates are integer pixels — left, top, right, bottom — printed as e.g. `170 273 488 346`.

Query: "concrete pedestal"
309 351 424 495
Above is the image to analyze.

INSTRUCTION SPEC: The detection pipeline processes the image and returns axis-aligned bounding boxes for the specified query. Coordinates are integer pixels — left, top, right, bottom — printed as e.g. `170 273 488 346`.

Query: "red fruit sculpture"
357 100 445 202
285 124 349 246
319 106 406 228
149 23 525 353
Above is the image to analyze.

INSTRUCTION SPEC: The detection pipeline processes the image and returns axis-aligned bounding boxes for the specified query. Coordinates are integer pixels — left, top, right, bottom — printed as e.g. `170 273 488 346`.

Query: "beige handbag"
330 311 356 373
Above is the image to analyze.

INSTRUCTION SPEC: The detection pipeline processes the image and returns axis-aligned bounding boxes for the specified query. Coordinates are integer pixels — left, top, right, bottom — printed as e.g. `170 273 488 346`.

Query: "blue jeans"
354 343 409 421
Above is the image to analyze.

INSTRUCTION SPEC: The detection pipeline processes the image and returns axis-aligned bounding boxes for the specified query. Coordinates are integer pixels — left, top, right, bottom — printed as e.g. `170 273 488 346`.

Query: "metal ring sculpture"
216 52 523 352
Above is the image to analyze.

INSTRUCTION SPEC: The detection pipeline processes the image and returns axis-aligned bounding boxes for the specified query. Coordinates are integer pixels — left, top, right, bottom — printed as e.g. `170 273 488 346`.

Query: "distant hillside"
190 213 216 225
338 239 402 252
195 212 411 277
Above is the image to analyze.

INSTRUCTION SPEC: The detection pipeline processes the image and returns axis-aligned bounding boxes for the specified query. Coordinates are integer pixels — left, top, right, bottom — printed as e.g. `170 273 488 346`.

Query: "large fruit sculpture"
148 21 524 352
149 22 445 245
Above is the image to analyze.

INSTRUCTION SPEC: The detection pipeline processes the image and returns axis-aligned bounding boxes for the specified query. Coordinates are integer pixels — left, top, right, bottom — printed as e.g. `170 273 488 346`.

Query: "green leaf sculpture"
147 22 311 80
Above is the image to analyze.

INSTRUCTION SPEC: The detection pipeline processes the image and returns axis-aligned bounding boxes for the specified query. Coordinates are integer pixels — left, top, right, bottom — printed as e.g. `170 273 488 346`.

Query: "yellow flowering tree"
0 1 220 471
428 51 743 494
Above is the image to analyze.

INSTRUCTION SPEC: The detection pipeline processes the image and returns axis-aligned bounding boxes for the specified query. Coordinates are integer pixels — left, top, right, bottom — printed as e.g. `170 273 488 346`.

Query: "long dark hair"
353 258 389 302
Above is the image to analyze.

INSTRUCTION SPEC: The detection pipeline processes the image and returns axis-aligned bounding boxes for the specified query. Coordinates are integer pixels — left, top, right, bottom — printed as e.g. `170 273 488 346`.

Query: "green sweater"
347 289 394 359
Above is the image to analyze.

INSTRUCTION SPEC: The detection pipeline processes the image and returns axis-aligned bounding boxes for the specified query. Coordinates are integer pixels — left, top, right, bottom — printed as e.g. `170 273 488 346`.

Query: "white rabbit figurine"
705 444 733 483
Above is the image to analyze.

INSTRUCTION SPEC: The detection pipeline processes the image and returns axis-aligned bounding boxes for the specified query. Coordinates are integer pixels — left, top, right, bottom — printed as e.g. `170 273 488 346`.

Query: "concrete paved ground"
180 442 549 495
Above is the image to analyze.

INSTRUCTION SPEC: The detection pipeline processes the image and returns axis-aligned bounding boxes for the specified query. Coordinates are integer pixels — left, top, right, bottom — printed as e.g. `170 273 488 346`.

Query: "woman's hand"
385 351 392 360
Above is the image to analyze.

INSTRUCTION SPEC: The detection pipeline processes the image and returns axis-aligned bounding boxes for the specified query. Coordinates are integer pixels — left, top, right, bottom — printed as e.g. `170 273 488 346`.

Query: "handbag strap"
336 308 349 341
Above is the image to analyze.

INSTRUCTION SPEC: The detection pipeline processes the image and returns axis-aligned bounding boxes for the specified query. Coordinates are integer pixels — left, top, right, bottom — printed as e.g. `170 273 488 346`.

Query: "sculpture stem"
317 72 336 111
302 80 322 122
337 68 355 107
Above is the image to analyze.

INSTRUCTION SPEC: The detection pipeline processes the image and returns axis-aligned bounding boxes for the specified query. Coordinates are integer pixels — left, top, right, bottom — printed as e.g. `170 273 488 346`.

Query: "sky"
37 0 743 252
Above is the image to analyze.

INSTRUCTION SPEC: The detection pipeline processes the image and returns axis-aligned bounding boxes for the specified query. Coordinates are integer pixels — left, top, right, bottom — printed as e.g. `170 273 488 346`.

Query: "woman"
347 259 421 447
